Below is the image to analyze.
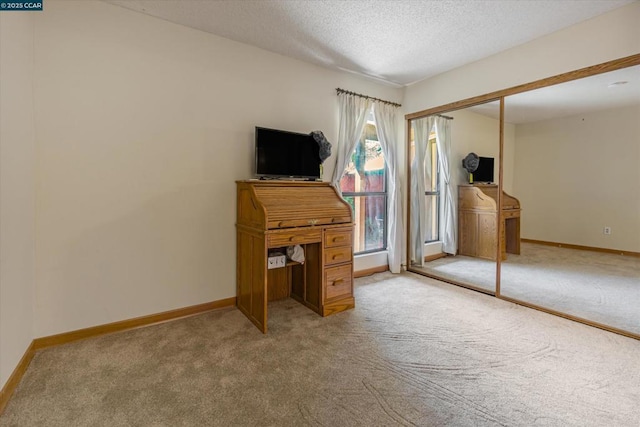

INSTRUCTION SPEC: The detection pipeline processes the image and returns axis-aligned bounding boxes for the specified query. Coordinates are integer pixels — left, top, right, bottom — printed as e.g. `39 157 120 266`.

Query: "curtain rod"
335 88 402 108
412 113 454 121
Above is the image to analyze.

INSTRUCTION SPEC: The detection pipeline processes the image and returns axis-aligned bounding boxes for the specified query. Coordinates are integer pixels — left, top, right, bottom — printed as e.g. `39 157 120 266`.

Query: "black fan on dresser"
462 152 479 184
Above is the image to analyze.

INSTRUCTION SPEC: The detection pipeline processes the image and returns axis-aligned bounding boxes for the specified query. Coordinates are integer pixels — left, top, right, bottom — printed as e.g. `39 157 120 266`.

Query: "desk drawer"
324 264 353 301
503 210 520 219
267 216 352 230
324 246 353 266
268 229 321 248
324 228 353 248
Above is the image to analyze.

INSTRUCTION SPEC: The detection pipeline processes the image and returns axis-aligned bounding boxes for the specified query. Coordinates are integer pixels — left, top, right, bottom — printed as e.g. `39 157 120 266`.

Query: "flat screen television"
474 157 494 183
255 127 321 179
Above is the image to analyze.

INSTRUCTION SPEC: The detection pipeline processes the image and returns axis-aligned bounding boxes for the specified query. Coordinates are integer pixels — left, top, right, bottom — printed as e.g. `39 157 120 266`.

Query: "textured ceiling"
105 0 634 87
470 65 640 124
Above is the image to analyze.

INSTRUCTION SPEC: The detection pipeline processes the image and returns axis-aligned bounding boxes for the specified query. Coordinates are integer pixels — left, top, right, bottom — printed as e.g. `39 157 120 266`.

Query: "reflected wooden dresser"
236 180 355 333
458 184 521 261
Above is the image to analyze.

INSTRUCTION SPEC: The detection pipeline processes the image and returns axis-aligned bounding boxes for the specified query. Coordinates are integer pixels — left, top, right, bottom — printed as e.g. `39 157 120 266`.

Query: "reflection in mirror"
408 101 501 293
500 65 640 336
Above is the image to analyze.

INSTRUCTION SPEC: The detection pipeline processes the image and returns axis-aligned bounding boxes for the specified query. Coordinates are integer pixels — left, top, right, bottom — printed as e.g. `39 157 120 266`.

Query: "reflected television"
474 157 494 183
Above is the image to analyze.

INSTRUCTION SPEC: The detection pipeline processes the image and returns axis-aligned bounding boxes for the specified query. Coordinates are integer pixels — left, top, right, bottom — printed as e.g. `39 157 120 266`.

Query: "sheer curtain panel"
434 117 456 255
410 116 435 266
373 102 402 273
331 93 372 191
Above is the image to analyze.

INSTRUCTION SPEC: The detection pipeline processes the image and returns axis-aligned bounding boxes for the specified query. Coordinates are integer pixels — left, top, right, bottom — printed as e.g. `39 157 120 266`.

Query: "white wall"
0 14 36 387
403 2 640 115
447 107 509 191
32 1 402 337
502 121 516 195
465 109 517 195
512 105 640 252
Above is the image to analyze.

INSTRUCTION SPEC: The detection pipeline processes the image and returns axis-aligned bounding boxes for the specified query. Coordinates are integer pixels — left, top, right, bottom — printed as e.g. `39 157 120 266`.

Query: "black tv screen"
474 157 494 183
255 127 321 179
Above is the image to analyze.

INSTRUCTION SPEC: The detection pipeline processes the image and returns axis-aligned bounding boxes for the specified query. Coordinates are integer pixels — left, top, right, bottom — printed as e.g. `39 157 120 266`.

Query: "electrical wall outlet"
603 226 611 235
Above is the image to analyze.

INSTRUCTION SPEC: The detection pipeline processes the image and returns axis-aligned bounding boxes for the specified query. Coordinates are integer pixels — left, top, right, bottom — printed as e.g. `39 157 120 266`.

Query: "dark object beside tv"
473 157 494 183
255 127 321 179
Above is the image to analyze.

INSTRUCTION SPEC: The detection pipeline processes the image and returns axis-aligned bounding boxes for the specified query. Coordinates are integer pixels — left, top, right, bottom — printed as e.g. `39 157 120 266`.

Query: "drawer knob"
332 279 344 286
332 254 343 260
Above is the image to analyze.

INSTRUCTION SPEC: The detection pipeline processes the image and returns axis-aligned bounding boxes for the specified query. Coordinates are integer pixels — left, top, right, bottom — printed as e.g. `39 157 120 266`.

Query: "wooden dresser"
236 180 355 333
458 184 521 261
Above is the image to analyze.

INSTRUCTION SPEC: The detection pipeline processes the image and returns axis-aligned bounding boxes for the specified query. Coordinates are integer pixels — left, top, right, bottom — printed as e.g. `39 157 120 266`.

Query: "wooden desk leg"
505 217 521 255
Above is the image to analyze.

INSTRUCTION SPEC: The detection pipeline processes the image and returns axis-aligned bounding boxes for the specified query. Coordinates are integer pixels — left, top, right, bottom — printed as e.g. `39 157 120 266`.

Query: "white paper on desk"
287 245 305 264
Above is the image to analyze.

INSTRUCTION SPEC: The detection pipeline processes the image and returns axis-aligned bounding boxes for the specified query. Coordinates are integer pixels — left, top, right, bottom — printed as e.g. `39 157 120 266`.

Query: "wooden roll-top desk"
458 184 521 261
236 180 355 333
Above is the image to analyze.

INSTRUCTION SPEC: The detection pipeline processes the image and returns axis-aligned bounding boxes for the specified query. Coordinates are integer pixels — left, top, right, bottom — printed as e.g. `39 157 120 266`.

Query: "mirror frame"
405 53 640 340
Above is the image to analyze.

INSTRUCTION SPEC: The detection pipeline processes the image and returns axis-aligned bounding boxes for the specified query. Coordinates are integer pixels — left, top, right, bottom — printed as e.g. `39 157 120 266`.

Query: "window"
410 130 440 243
340 110 387 254
424 135 440 243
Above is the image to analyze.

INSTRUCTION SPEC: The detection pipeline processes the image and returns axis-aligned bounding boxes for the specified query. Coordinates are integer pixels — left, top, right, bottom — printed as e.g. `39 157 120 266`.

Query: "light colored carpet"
415 242 640 335
419 254 497 292
1 272 639 426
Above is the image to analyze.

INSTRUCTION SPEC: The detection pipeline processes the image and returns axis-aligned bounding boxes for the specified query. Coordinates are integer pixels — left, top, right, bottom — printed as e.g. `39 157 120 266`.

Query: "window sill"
423 241 443 257
354 250 388 272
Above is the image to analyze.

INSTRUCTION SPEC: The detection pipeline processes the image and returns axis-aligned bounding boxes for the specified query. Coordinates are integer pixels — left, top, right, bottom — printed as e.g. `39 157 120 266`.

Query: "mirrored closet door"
407 101 501 294
405 54 640 339
499 65 640 336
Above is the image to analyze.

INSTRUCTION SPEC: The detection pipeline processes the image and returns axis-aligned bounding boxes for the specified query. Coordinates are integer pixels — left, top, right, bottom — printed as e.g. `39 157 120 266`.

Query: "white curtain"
434 117 457 254
372 102 402 273
331 93 372 191
410 116 435 266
